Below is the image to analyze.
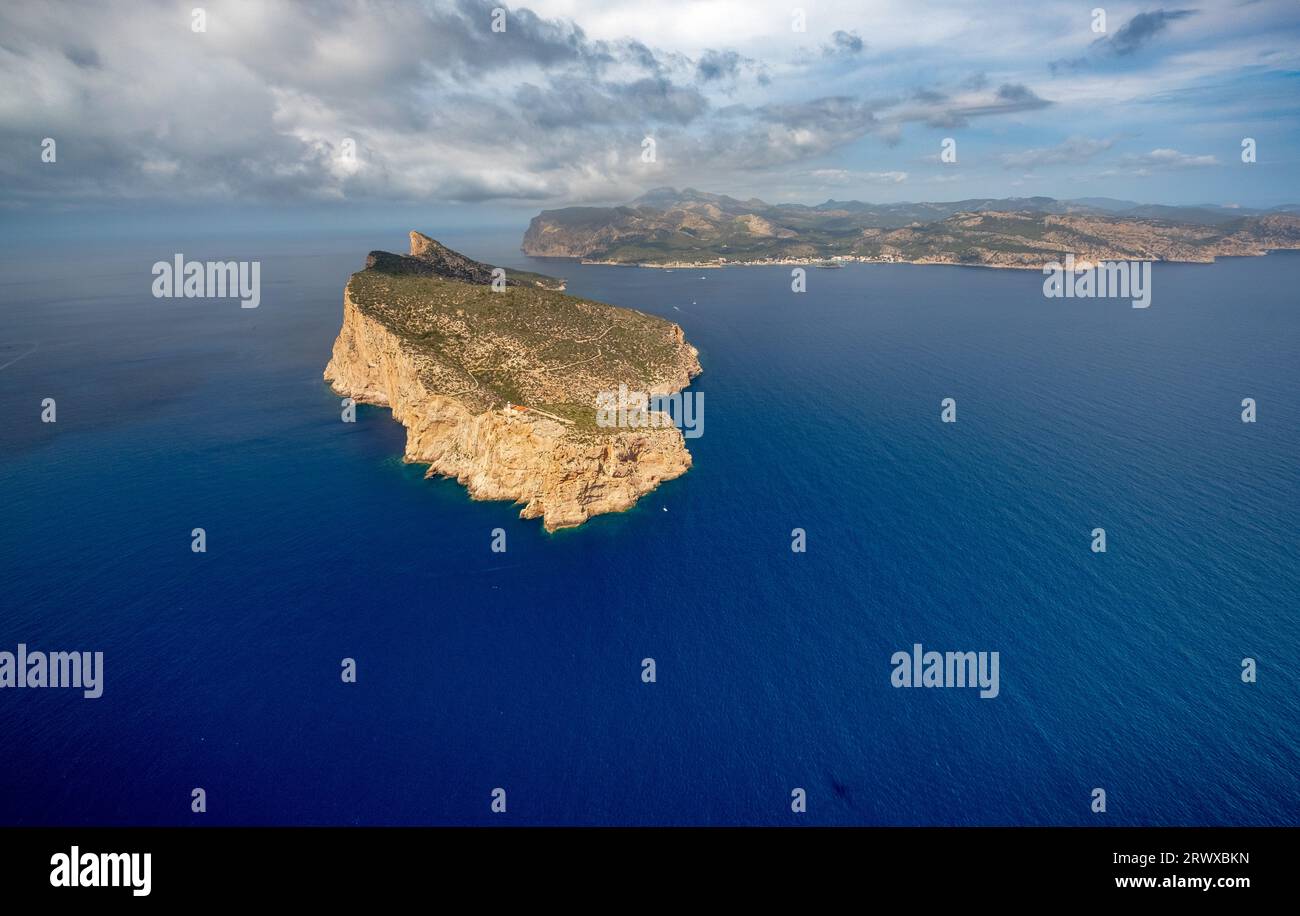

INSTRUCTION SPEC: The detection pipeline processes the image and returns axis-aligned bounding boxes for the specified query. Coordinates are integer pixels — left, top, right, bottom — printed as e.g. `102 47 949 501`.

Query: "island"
522 188 1300 269
324 232 702 531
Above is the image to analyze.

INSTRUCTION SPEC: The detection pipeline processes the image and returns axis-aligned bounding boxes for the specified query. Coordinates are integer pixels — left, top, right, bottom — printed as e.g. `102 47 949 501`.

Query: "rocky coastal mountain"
324 232 701 531
367 232 566 288
522 188 1300 269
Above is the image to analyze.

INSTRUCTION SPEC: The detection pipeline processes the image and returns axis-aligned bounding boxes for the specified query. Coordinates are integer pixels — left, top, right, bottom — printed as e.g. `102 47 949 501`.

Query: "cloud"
1127 147 1219 167
909 82 1051 127
515 76 708 127
1109 9 1199 56
694 48 769 86
1000 137 1114 169
808 168 907 184
696 49 738 81
685 97 881 169
0 0 1266 209
823 30 865 56
3 0 843 205
1099 147 1220 176
63 46 100 69
1051 8 1199 72
0 0 728 205
912 89 949 104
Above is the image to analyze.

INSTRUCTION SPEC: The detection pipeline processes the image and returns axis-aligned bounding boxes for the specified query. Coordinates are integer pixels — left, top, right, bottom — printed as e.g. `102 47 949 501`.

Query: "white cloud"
809 169 907 184
1099 148 1221 176
1000 137 1113 169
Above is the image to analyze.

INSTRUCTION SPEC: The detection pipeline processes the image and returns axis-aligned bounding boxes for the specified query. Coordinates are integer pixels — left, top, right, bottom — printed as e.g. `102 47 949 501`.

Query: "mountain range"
522 188 1300 269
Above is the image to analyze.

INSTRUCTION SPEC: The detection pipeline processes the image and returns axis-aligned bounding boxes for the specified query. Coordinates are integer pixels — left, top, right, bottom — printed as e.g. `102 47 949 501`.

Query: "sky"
2 0 1299 236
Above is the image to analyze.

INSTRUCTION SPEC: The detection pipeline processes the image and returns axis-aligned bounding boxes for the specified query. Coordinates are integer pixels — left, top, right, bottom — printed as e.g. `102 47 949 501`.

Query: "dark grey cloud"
1051 8 1198 72
515 76 708 128
696 49 741 81
916 83 1051 128
755 96 875 132
995 83 1041 104
694 47 769 86
622 38 674 76
436 0 611 74
63 46 99 68
1110 9 1198 55
823 30 865 56
636 96 883 175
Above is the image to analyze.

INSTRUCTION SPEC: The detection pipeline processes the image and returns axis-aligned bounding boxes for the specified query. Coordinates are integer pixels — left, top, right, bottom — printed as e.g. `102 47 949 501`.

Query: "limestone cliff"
324 232 702 531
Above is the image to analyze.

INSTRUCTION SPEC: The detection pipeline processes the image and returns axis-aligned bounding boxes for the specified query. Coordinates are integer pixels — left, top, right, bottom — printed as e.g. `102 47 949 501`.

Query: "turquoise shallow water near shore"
1 232 1297 825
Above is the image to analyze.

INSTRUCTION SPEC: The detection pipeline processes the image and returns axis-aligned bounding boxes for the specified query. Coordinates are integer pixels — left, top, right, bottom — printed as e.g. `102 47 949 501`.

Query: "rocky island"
522 188 1300 269
325 232 702 531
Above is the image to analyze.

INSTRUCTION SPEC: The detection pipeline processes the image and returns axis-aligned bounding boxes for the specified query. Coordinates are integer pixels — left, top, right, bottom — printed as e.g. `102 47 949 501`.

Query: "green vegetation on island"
346 233 701 434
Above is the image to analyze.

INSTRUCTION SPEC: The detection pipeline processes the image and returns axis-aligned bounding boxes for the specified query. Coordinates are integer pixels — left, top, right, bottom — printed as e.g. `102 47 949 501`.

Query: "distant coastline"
523 188 1300 272
533 249 1300 272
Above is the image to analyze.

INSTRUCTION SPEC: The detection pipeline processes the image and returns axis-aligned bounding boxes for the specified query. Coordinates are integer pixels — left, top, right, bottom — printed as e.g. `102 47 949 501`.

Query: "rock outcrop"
324 232 701 531
368 232 566 289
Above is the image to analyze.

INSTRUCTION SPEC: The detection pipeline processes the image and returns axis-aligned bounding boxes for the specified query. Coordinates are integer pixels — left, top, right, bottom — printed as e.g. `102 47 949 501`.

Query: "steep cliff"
324 232 702 531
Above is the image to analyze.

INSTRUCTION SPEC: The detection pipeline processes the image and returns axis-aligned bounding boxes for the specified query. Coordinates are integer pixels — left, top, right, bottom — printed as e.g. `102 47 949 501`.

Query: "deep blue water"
1 231 1297 826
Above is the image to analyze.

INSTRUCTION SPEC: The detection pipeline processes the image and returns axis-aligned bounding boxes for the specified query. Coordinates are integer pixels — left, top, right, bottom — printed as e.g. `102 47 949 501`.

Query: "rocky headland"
324 232 702 531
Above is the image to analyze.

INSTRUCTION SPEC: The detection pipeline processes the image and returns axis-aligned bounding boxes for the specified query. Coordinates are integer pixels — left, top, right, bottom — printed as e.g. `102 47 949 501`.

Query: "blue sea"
2 230 1297 826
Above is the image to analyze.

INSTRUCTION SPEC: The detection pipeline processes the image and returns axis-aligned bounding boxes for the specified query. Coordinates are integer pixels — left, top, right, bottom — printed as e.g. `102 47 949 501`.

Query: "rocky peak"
400 230 497 284
364 232 563 289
